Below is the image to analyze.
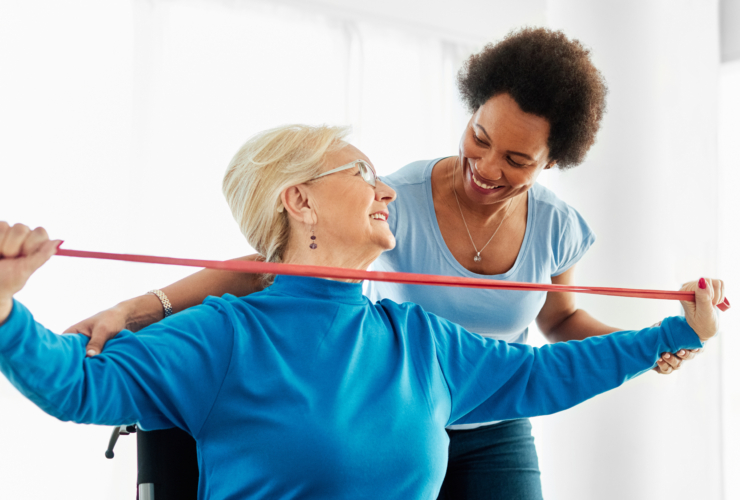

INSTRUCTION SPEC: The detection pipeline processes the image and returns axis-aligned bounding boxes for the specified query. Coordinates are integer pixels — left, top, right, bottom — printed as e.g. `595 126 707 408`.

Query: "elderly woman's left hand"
654 348 702 375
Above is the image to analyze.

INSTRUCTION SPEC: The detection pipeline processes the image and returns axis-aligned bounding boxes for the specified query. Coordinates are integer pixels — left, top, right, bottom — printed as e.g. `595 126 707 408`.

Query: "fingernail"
699 278 706 289
724 297 730 306
87 349 97 357
679 350 685 356
663 353 671 359
56 240 65 250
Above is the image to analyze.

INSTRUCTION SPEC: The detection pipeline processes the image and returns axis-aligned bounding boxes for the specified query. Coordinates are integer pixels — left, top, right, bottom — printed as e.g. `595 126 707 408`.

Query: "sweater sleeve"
425 311 703 426
0 298 236 436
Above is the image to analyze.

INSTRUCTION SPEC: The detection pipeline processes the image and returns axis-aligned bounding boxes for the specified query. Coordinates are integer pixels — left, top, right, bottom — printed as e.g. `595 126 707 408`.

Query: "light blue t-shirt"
367 158 596 345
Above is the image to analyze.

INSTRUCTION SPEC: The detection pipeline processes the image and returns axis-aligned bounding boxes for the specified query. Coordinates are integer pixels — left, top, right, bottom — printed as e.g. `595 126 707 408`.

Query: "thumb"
24 239 62 276
691 277 719 342
695 277 714 311
85 325 114 357
85 337 105 357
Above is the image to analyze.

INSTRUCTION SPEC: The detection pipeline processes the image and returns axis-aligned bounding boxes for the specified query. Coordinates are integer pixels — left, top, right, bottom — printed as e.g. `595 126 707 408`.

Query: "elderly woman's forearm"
446 316 702 425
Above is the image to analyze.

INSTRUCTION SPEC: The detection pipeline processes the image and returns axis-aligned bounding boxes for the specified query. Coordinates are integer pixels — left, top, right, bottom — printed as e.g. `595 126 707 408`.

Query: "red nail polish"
698 277 706 289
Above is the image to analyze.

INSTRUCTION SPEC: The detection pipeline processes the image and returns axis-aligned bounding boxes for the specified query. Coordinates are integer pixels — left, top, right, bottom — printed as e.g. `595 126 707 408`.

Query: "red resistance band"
55 248 730 312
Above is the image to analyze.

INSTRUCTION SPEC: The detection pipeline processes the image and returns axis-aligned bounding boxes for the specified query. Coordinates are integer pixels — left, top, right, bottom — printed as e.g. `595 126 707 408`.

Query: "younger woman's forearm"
120 254 264 331
541 308 620 343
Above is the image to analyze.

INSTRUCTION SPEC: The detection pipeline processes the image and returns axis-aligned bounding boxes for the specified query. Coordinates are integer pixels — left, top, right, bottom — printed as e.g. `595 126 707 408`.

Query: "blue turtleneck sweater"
0 275 702 499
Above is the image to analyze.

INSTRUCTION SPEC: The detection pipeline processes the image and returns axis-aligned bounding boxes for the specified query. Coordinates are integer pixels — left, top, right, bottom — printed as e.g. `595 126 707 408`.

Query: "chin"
380 234 396 251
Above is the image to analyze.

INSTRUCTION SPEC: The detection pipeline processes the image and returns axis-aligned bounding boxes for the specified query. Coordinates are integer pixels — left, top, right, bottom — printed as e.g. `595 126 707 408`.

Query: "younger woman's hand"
654 348 702 374
64 306 129 357
680 277 724 342
0 222 61 322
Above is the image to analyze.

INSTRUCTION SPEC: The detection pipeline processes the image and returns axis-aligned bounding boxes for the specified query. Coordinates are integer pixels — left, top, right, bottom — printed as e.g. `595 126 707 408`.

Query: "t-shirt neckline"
422 157 535 280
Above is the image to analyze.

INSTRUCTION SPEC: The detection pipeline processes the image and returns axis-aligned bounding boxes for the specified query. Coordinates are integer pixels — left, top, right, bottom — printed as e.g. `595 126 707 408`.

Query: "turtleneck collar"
267 275 366 305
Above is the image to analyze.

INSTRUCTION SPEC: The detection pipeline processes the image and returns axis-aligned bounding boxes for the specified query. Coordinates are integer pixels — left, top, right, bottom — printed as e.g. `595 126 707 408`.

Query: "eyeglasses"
311 160 379 188
277 160 380 213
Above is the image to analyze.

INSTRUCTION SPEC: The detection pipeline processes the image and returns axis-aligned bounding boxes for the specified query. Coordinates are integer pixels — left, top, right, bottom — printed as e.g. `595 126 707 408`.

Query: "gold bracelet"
147 289 173 318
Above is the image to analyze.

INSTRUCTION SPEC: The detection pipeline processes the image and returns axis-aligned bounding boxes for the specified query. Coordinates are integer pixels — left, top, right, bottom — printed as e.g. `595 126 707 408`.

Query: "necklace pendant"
473 253 482 263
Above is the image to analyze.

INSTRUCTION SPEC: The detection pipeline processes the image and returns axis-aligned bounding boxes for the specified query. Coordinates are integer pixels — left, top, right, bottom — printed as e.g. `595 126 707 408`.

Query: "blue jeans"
437 419 543 500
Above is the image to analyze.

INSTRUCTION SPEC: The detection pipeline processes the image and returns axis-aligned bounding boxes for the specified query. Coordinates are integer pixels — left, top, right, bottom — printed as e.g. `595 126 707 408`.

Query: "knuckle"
31 226 49 239
11 223 30 235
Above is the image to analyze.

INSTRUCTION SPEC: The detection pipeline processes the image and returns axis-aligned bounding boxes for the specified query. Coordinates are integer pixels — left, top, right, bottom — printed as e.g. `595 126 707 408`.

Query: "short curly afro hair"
457 27 607 169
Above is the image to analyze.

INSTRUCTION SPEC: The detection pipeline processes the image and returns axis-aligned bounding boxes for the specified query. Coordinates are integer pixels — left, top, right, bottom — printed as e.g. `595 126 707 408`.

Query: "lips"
469 173 504 196
467 162 505 193
472 174 502 190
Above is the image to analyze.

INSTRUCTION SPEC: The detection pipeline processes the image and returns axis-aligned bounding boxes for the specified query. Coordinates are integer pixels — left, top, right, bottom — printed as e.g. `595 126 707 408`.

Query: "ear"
281 184 317 225
544 160 557 170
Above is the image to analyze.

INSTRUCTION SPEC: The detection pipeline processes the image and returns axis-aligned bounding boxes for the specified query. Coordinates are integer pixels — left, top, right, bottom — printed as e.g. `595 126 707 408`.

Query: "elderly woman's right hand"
680 277 725 342
0 222 61 322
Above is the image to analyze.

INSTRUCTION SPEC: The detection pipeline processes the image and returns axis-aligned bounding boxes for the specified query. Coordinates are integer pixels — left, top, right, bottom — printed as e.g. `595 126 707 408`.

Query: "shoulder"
192 294 262 328
530 182 576 218
529 183 596 275
382 158 441 235
383 158 440 190
375 297 455 335
530 183 593 234
202 293 244 314
374 298 429 330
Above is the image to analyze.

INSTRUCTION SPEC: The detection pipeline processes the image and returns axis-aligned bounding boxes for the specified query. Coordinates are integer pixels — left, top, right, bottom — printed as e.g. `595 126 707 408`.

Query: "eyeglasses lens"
358 161 376 187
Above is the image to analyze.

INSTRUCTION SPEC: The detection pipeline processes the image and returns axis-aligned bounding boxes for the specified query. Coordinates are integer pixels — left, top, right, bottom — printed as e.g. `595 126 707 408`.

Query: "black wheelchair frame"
106 426 199 500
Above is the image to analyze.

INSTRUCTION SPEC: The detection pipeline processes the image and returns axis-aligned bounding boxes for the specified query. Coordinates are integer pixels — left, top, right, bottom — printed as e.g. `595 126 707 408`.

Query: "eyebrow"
474 124 535 161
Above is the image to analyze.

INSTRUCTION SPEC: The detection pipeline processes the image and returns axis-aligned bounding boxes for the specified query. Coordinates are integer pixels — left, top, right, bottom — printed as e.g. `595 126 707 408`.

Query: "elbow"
537 312 577 344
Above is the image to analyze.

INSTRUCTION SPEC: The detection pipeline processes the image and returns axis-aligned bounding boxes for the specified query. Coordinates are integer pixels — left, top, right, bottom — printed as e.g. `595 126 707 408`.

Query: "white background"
0 1 738 499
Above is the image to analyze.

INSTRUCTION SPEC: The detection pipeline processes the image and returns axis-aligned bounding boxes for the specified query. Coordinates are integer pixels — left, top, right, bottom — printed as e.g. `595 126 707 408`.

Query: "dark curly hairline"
457 28 608 170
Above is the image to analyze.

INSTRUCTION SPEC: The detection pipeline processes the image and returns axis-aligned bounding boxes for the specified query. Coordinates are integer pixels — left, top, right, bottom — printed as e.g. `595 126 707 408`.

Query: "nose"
375 179 397 204
473 159 504 183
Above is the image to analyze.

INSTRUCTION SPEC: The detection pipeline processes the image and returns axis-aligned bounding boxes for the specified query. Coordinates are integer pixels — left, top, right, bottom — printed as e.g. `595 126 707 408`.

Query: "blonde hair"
222 124 350 267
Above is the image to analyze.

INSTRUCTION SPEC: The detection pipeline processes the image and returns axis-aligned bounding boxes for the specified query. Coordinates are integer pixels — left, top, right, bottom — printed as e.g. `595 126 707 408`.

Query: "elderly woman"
65 29 717 499
0 124 725 500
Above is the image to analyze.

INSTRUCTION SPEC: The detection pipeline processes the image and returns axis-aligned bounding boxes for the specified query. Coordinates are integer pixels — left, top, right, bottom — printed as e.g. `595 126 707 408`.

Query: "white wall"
0 1 735 499
719 59 740 499
290 0 546 44
533 1 723 499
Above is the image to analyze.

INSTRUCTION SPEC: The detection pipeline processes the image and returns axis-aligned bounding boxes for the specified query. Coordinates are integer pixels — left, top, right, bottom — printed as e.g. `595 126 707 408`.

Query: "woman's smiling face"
308 144 397 258
458 93 555 206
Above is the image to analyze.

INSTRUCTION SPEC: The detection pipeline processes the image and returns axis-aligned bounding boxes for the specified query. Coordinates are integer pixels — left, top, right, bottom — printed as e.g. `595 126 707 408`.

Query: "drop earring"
309 229 317 250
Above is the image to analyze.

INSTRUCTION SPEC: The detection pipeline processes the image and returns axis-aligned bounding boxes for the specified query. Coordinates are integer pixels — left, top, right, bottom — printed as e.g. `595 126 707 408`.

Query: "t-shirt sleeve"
552 205 596 276
424 309 702 426
0 298 236 436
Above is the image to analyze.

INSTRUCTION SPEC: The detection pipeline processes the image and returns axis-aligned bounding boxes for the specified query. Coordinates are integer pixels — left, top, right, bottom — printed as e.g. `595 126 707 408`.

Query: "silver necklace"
451 158 514 263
